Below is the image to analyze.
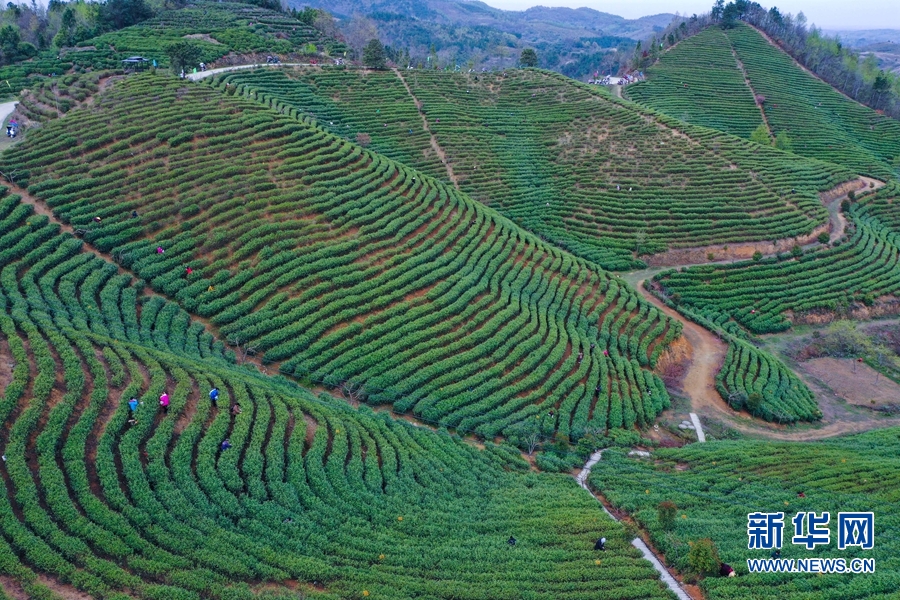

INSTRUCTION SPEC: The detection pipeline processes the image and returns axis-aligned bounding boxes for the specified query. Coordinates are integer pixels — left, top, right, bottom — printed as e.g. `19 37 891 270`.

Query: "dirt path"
621 272 900 441
631 278 729 417
726 31 772 138
393 68 460 189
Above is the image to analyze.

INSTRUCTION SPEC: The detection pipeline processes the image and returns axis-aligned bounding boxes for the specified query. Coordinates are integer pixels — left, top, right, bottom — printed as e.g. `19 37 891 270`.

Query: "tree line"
0 0 293 67
632 1 900 120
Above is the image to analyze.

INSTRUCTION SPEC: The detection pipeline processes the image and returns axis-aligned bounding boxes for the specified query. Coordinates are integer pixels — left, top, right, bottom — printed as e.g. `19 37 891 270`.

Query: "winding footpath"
576 451 692 600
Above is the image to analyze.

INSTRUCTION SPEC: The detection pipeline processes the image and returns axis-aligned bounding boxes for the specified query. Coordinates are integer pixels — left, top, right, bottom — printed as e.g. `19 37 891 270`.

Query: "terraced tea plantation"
629 24 900 180
216 69 447 181
6 11 900 595
77 1 344 70
0 190 677 599
591 429 899 599
626 28 764 139
216 67 852 270
16 71 113 124
0 2 342 98
1 73 680 440
654 183 900 335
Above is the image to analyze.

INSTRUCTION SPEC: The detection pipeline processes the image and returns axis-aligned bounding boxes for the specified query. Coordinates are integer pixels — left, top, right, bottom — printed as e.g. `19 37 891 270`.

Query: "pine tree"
363 38 386 70
520 48 538 68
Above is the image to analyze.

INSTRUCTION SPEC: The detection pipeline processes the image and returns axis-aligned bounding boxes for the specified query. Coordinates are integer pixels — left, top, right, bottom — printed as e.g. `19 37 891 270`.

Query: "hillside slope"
628 24 900 180
215 66 853 270
0 1 343 97
0 189 674 599
654 182 900 333
592 429 900 599
1 73 680 440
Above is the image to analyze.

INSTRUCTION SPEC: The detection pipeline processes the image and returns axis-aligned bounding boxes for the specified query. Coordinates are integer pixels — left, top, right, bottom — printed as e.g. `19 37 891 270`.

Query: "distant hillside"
291 0 673 76
627 24 900 180
824 29 900 47
0 1 344 96
826 29 900 75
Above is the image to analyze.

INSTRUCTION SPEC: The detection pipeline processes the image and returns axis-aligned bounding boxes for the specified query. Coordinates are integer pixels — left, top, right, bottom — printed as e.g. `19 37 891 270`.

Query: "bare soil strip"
393 68 461 189
726 31 773 138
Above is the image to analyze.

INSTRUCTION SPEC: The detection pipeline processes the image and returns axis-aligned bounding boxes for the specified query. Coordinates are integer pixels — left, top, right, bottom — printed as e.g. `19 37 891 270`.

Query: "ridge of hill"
0 187 676 599
293 0 670 76
1 72 682 441
626 23 900 180
212 65 853 270
296 0 672 40
0 1 343 97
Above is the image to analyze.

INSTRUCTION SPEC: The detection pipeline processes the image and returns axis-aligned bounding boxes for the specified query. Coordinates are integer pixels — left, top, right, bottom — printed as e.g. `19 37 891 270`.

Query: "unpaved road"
630 277 729 417
625 275 900 441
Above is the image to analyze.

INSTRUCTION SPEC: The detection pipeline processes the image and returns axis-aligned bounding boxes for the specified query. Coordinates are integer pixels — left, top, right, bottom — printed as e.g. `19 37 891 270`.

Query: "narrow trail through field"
726 32 773 138
576 451 693 600
393 68 461 189
621 175 890 441
746 24 883 113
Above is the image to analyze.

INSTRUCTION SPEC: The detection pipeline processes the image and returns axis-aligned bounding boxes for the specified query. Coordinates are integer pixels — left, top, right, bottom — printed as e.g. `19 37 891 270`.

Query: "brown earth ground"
620 272 900 441
800 357 900 406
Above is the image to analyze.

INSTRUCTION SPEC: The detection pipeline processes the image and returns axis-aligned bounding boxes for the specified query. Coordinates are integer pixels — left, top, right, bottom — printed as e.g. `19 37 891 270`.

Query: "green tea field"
628 24 900 180
0 3 898 598
1 74 681 441
214 66 852 270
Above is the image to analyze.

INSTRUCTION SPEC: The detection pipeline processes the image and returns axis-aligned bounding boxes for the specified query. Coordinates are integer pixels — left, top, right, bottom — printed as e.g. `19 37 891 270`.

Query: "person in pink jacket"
159 392 170 415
